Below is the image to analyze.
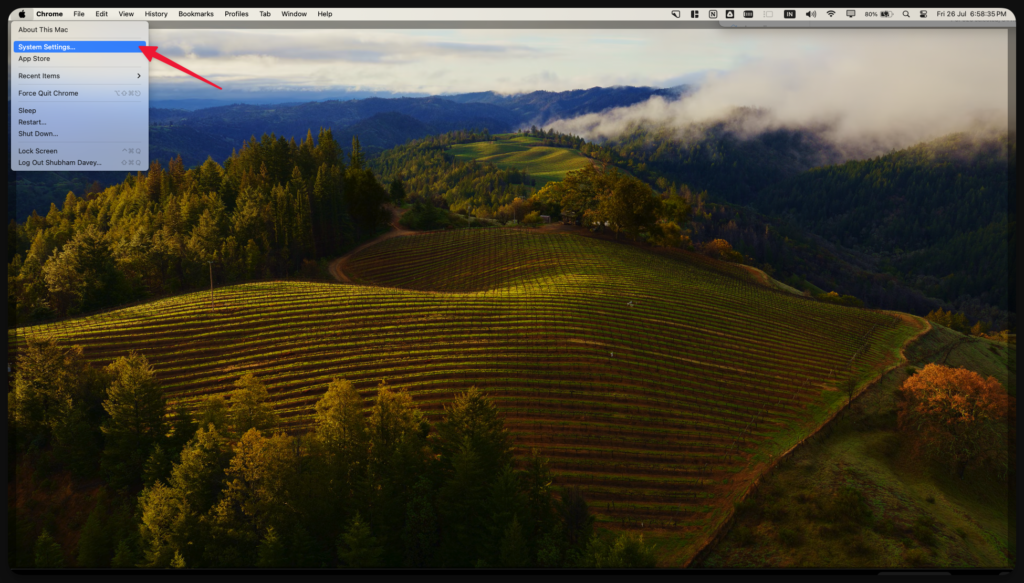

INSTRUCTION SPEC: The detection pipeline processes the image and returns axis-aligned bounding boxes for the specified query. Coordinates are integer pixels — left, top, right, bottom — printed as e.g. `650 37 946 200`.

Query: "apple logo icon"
19 10 26 18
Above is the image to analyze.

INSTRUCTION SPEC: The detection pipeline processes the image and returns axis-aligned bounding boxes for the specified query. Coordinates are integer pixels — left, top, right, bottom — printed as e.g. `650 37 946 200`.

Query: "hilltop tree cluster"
7 131 391 325
520 126 587 150
533 165 692 245
9 338 656 569
370 132 536 213
924 307 996 337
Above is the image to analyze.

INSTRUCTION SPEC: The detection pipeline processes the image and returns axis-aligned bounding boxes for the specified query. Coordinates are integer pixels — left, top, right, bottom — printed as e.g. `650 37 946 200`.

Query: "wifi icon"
826 10 836 17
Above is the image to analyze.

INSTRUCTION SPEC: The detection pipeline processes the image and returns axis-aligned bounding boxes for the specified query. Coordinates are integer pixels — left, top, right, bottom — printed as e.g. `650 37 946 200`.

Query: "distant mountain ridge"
146 85 690 158
440 85 690 125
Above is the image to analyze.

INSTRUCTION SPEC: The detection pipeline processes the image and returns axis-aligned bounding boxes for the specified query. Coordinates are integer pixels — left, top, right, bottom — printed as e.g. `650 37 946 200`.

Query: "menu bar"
11 8 1017 22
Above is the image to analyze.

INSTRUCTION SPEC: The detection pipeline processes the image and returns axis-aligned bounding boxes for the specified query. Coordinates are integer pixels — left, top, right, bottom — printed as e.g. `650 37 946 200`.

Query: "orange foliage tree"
701 239 744 263
897 364 1012 479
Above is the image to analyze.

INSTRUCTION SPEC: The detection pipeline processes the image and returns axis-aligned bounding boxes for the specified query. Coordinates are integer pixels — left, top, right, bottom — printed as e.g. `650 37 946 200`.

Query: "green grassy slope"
448 135 593 186
10 228 920 566
697 324 1015 569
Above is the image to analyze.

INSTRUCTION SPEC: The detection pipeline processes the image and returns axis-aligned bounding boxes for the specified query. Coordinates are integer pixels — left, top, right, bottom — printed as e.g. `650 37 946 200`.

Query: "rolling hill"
10 227 922 565
448 134 595 186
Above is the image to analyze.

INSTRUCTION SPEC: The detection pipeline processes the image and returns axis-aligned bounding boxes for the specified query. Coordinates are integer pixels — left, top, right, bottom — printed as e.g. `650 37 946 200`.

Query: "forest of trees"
9 339 657 569
369 129 537 213
7 130 392 327
754 133 1013 312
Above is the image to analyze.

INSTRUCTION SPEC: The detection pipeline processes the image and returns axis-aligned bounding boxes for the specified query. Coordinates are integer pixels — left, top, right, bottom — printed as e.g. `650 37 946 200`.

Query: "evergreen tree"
498 515 529 568
101 352 165 489
316 127 343 169
76 495 111 568
520 450 556 563
228 372 279 436
138 424 231 568
349 137 364 171
401 476 438 567
337 512 382 568
388 178 407 204
197 396 230 434
286 523 323 568
110 538 138 568
166 401 198 461
172 424 232 516
437 439 487 566
50 399 102 479
143 443 173 488
34 529 64 568
555 485 594 564
364 381 431 565
146 160 163 203
485 464 527 564
208 429 293 565
41 238 85 317
10 338 86 446
345 167 389 243
313 377 369 525
256 526 287 568
434 387 512 484
137 481 186 568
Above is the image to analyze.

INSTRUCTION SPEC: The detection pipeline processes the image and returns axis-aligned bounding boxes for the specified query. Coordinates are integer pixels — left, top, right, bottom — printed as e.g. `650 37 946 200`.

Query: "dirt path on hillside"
329 206 414 283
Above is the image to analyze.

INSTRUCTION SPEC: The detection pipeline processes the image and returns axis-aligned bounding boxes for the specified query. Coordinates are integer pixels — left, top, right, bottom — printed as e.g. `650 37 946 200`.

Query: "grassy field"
448 134 594 186
696 324 1015 569
10 228 921 566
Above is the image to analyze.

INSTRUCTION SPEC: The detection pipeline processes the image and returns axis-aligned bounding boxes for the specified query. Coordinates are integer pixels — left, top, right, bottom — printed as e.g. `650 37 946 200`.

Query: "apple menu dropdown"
11 20 149 171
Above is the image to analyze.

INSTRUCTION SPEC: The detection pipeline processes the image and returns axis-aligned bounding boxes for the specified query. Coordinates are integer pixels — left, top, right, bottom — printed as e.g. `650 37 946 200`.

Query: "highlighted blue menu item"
14 41 147 53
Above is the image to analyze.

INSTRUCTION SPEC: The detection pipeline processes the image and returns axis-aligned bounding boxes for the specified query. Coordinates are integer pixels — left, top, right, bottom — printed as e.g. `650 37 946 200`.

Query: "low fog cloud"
546 29 1009 157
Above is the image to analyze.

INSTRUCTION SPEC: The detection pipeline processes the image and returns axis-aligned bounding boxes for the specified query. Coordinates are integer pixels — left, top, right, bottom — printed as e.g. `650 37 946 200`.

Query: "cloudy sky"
148 27 1007 97
148 28 741 98
146 27 1008 150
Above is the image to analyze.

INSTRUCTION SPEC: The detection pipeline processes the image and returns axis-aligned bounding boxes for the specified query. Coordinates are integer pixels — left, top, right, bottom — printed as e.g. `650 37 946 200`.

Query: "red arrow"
139 46 222 90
